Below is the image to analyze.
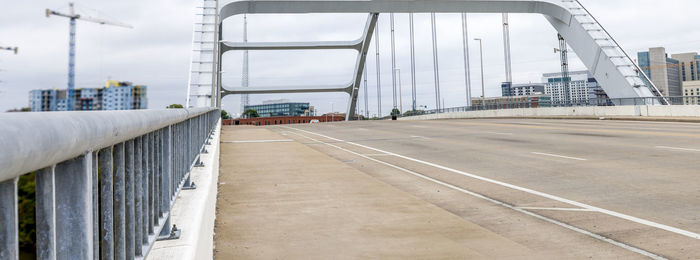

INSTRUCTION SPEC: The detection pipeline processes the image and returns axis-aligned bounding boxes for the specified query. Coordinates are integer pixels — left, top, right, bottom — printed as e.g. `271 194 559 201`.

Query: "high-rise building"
638 47 682 97
670 52 700 82
29 81 147 111
543 70 605 105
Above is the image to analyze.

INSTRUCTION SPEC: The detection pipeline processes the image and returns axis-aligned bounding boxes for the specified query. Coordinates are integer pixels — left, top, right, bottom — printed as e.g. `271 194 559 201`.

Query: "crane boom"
45 2 132 111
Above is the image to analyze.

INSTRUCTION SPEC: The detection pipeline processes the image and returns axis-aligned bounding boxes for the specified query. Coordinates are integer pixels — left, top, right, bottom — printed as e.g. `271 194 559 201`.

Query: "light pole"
330 102 334 121
394 68 403 113
474 38 485 100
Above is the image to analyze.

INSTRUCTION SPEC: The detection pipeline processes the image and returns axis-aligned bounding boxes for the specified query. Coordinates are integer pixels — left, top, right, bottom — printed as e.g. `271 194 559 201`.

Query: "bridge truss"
214 0 667 120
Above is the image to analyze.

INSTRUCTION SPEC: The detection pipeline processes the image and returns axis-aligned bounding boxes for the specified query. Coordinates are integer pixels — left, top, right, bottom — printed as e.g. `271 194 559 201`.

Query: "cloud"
2 0 699 115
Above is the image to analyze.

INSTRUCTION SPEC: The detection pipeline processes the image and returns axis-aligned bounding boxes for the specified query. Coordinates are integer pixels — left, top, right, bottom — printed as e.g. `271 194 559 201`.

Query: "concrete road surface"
264 119 700 259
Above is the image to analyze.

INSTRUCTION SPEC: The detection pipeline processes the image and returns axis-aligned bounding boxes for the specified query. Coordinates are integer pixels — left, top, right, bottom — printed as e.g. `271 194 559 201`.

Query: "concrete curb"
147 120 221 260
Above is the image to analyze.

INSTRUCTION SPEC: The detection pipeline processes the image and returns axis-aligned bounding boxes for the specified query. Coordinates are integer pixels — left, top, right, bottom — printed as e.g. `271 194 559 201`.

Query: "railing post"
0 177 18 260
114 143 126 260
100 146 115 260
162 126 172 212
92 152 99 260
125 140 136 260
36 166 56 260
55 153 94 259
141 134 150 244
148 132 155 234
134 137 143 257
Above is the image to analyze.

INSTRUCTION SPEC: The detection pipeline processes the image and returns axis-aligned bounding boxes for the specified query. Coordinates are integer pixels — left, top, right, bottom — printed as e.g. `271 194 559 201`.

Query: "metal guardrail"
412 96 699 116
0 108 219 260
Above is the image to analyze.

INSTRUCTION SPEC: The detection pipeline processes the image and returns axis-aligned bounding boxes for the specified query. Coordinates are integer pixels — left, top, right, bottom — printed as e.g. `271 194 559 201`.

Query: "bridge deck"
215 126 537 259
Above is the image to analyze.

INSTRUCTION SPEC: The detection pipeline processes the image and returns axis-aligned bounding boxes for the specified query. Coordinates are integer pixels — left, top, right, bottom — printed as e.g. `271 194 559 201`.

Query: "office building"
244 100 315 118
29 80 148 111
682 81 700 105
543 70 606 105
472 95 552 109
510 83 545 97
670 52 700 82
638 47 682 97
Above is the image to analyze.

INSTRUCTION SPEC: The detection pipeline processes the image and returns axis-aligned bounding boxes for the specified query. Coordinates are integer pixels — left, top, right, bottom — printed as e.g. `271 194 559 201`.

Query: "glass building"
244 101 314 118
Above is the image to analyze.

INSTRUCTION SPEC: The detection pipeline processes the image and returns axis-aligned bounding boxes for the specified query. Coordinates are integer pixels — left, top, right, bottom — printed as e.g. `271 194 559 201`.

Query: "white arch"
216 0 665 120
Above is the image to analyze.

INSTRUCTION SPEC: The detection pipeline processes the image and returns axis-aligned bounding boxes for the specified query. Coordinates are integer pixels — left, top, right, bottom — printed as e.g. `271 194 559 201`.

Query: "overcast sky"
1 0 699 116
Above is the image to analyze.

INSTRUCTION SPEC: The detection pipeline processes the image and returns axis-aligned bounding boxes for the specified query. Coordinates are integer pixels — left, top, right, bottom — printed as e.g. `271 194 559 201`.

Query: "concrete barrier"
399 105 700 121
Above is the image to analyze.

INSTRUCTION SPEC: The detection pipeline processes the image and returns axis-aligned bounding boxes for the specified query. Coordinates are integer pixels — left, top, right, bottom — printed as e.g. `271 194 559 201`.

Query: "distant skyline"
1 0 700 115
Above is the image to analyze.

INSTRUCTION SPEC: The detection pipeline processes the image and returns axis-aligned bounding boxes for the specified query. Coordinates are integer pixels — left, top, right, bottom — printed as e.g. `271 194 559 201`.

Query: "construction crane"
46 2 132 111
0 46 18 54
554 34 571 105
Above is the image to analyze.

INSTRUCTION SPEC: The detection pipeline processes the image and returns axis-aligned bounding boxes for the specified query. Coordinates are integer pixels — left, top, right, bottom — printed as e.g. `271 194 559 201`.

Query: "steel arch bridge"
211 0 666 120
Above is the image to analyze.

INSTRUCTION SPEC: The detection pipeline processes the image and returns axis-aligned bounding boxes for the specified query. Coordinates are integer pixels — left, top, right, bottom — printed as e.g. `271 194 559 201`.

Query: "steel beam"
346 13 378 120
221 40 363 52
222 84 352 96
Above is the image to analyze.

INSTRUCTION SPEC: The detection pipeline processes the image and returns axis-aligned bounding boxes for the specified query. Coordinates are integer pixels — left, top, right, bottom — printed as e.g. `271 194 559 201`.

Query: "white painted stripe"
283 126 700 241
655 146 700 152
283 128 667 260
223 139 293 143
531 152 588 161
516 207 596 212
363 153 394 157
487 132 514 135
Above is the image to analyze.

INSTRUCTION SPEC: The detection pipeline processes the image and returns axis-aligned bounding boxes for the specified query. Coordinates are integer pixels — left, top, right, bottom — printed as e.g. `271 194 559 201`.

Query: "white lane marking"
516 207 596 212
223 139 293 143
655 146 700 152
410 135 430 140
283 129 667 260
363 153 394 157
283 126 700 241
531 152 588 161
487 132 514 135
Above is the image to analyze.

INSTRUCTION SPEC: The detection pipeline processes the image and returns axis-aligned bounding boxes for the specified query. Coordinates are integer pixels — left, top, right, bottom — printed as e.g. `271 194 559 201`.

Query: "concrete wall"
399 106 700 121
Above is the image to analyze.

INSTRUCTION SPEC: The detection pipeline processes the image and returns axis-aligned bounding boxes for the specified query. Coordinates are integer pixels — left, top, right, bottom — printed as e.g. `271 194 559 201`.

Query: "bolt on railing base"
156 224 181 241
182 176 197 190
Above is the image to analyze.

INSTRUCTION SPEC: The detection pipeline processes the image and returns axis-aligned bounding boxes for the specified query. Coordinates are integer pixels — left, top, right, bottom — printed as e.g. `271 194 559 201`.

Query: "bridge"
2 0 700 259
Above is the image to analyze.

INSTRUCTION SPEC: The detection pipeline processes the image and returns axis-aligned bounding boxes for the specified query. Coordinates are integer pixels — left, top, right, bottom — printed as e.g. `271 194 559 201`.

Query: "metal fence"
415 96 700 115
0 108 219 260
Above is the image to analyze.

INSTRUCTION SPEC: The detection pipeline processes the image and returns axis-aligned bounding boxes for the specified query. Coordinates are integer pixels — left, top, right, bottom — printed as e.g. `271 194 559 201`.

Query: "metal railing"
412 96 699 116
0 108 219 260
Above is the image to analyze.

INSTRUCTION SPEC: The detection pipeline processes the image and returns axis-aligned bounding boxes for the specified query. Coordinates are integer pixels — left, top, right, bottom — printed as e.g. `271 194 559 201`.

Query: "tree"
6 107 31 112
166 104 184 109
221 110 231 119
242 109 260 118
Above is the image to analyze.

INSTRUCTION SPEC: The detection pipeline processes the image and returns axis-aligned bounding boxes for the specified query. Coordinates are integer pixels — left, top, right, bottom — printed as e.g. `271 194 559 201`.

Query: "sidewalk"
214 126 536 259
